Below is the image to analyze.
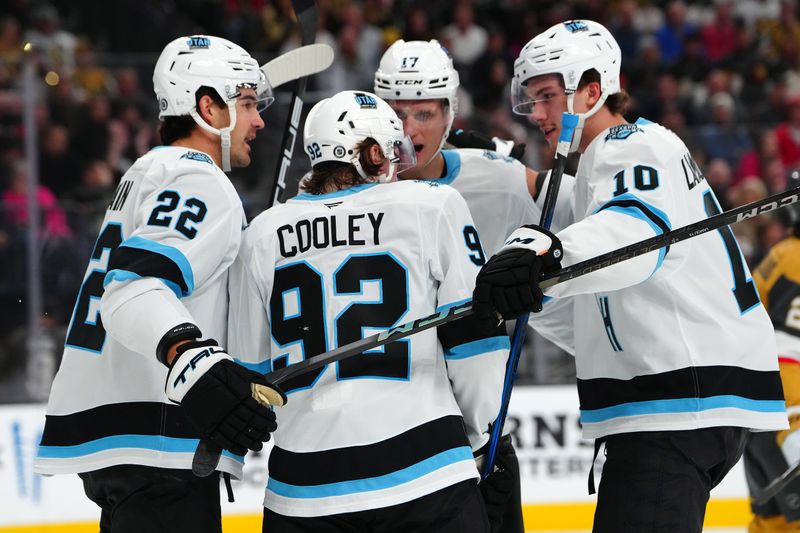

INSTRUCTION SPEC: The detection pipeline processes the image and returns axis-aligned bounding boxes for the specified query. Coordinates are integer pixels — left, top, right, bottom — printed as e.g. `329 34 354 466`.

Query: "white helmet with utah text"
303 91 416 183
153 35 273 170
512 20 621 151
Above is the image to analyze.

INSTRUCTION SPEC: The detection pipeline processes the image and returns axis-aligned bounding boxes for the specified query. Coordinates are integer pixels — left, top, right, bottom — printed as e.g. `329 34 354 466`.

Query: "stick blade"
261 43 334 89
192 439 223 477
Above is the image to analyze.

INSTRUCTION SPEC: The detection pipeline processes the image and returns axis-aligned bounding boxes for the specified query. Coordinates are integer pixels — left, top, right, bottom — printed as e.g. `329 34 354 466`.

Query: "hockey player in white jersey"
473 20 787 533
227 90 509 532
374 38 573 532
34 35 284 533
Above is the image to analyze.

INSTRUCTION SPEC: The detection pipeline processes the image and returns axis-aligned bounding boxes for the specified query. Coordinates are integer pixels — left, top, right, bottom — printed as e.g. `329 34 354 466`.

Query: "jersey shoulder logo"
481 150 514 164
413 179 440 188
605 124 642 142
180 151 213 165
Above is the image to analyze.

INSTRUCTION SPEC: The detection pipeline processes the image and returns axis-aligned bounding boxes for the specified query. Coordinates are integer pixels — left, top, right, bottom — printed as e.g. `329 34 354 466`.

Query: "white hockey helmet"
303 90 416 183
512 20 621 151
374 40 459 156
153 35 273 170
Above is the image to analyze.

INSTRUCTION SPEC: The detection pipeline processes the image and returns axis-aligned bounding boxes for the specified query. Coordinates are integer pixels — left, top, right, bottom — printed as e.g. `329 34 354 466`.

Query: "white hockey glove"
473 225 563 320
166 339 286 456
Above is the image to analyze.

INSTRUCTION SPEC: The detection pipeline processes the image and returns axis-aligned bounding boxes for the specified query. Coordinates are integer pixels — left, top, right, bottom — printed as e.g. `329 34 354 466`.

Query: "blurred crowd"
0 0 799 385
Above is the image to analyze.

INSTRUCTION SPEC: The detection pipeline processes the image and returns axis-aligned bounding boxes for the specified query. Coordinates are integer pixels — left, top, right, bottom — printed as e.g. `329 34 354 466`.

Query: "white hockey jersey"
227 180 509 517
35 146 247 478
434 148 576 355
435 148 574 257
536 118 787 438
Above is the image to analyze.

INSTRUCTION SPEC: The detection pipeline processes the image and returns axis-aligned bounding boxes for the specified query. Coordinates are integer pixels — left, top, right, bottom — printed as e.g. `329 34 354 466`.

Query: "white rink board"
0 386 750 527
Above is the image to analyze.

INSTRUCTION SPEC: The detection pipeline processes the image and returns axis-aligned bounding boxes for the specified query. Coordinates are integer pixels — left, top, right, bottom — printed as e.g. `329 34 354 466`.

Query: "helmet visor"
230 71 275 112
392 135 417 173
388 101 451 133
510 76 568 116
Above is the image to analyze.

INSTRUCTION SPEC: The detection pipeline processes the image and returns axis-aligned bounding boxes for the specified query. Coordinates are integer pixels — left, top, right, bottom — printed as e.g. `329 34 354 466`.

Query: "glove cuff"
500 224 563 261
156 323 202 366
166 340 231 403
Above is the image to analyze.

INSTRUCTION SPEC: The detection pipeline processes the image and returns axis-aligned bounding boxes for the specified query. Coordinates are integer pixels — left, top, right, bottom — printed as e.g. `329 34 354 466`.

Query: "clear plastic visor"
391 135 418 173
510 76 568 115
229 73 274 112
388 101 450 131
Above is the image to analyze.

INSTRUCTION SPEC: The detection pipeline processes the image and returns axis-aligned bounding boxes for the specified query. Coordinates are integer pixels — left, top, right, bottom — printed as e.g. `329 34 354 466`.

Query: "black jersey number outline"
463 225 486 266
146 190 208 239
612 165 660 197
65 223 124 353
703 190 760 314
270 253 409 393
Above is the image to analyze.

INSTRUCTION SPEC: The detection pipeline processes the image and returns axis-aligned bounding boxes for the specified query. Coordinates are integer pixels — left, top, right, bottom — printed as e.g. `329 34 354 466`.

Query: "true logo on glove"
172 347 226 387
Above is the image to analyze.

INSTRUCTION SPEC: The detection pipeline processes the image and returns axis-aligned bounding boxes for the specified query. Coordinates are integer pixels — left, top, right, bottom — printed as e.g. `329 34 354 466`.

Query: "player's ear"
197 94 225 126
368 143 384 166
586 81 602 107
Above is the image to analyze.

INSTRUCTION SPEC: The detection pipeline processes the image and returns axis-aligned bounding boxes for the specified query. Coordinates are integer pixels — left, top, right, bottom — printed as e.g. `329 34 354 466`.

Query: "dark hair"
158 87 225 145
577 69 630 116
302 139 383 195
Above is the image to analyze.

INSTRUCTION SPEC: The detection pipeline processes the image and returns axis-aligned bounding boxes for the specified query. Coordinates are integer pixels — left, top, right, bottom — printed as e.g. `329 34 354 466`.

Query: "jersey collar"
291 183 380 201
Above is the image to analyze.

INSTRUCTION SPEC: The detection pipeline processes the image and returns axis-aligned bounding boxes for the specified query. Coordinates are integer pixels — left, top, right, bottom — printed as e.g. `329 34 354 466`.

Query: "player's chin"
232 153 252 168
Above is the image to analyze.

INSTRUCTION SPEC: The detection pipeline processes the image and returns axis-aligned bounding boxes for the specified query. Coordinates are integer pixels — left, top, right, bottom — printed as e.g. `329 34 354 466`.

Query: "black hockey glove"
473 225 562 320
165 339 286 456
476 434 517 533
447 129 526 161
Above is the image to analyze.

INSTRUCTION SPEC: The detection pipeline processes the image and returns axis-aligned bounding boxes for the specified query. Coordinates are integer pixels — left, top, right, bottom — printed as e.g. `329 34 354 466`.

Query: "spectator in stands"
22 4 76 73
626 35 663 113
775 93 800 169
403 5 434 42
698 92 754 169
0 16 22 77
640 72 694 126
763 0 800 67
655 0 697 66
38 124 81 197
72 39 113 100
441 2 488 78
64 159 114 244
2 159 71 240
339 3 384 73
701 0 738 66
73 95 112 163
729 178 770 264
608 0 642 64
735 129 782 186
470 27 513 110
705 157 735 211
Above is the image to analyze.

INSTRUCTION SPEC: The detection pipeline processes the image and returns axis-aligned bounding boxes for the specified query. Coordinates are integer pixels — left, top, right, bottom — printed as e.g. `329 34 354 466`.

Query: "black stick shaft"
267 0 318 207
540 185 800 290
266 185 800 387
755 459 800 504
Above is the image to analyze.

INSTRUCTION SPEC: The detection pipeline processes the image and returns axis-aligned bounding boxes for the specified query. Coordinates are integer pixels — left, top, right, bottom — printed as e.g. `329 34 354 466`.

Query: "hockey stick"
261 43 333 89
253 184 800 382
268 0 319 208
483 113 578 479
193 0 320 479
754 459 800 505
192 185 800 476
